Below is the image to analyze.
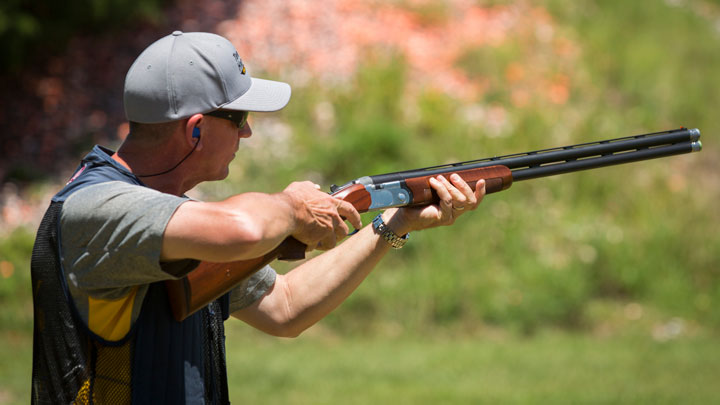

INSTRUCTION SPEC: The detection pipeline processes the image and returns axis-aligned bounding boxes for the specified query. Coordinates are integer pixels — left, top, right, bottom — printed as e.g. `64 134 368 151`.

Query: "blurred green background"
1 0 719 403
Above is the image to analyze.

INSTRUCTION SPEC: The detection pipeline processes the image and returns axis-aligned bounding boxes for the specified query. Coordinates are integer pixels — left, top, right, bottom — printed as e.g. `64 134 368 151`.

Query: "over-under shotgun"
166 127 702 321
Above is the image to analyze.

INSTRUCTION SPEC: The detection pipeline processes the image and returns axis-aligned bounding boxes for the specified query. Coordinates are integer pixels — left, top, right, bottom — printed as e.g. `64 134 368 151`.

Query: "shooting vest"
30 146 230 404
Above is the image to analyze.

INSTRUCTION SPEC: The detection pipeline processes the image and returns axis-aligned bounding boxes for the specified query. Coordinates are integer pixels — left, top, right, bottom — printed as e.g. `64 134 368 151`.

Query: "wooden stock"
165 165 511 322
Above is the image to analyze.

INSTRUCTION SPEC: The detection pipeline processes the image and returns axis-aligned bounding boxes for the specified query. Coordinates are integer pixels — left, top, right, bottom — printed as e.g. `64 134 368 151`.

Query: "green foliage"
0 0 170 73
0 227 34 329
214 0 720 335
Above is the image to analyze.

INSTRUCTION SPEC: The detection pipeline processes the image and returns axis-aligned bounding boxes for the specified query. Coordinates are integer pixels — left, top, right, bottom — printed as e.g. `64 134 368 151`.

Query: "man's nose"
238 122 252 138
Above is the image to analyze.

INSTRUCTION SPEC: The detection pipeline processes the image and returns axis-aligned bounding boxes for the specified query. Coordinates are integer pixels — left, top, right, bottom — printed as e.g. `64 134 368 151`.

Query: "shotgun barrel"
356 127 701 184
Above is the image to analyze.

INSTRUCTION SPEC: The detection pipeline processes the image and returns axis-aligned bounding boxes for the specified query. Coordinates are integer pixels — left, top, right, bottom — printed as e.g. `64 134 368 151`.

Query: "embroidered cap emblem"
233 52 246 75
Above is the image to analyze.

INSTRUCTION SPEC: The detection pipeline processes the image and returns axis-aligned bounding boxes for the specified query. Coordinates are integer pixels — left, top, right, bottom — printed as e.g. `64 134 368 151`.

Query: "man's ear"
186 114 204 150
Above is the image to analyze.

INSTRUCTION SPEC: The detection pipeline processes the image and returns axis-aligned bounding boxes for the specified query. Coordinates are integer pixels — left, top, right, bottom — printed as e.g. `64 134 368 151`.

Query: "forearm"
232 210 400 337
163 180 361 263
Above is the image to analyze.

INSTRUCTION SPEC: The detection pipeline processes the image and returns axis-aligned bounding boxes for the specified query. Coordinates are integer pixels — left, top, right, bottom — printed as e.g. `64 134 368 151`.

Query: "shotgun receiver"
166 127 702 321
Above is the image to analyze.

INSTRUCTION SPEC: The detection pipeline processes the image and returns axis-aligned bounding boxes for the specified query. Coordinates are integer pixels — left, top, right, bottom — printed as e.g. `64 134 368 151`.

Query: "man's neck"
112 145 198 196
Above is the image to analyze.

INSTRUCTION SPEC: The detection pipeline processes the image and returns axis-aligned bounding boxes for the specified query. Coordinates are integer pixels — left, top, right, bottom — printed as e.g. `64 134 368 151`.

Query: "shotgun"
166 127 702 321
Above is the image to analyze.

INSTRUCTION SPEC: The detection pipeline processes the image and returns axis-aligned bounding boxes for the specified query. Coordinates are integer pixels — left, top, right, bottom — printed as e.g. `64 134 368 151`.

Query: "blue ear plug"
192 127 200 138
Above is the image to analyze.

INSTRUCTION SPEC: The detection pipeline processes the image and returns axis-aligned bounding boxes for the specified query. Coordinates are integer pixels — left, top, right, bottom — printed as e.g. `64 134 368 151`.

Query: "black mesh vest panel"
31 202 92 404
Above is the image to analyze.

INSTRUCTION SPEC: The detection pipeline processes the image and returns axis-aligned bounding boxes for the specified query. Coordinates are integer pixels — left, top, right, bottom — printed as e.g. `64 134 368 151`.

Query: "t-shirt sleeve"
228 265 277 312
60 181 189 298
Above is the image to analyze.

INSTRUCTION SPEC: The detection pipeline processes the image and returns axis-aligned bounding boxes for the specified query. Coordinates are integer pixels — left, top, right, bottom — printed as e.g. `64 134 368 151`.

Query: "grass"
4 323 718 404
224 325 720 404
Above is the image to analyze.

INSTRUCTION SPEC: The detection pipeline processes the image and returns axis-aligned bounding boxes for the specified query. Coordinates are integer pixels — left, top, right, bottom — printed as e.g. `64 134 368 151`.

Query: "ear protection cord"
136 128 201 178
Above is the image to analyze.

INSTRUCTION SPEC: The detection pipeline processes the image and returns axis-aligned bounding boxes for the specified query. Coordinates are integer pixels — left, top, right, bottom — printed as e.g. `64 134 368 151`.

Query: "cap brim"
222 78 291 112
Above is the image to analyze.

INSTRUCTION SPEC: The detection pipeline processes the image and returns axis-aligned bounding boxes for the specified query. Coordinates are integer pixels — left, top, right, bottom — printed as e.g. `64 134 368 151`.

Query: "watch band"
372 213 409 249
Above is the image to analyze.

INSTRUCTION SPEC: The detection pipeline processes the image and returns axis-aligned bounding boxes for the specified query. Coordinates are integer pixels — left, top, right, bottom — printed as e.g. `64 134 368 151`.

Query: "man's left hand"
383 174 485 236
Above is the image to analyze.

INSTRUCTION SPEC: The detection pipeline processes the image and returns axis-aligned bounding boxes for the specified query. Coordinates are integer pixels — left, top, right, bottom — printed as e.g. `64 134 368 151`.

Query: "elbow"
268 324 305 339
259 277 310 339
242 316 306 338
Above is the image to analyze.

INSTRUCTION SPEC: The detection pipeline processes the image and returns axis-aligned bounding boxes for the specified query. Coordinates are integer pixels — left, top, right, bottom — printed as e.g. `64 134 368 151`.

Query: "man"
30 31 485 404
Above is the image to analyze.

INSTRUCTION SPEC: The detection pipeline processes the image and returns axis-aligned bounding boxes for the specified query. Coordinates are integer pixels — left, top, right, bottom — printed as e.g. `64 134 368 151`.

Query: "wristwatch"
372 213 409 249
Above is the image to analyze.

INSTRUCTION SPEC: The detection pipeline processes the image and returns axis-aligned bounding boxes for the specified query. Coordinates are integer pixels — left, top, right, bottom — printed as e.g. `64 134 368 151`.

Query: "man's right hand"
283 181 362 251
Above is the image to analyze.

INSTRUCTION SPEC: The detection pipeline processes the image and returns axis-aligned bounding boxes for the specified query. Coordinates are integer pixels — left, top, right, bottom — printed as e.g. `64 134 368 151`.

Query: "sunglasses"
205 110 249 129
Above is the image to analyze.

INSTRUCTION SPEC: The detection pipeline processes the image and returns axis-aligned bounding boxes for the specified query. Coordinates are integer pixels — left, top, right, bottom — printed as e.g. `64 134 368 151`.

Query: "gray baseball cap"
124 31 291 123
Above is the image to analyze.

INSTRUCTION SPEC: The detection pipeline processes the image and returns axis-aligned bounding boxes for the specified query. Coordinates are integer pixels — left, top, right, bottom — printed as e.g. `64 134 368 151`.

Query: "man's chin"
203 168 230 182
219 167 231 180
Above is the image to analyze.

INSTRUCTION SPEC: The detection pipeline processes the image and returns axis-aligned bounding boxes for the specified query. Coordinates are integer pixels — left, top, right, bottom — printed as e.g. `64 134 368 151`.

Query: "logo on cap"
233 52 246 75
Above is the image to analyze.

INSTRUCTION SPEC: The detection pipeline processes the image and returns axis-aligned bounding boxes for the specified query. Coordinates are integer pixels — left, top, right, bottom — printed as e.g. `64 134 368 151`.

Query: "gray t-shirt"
59 181 276 340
